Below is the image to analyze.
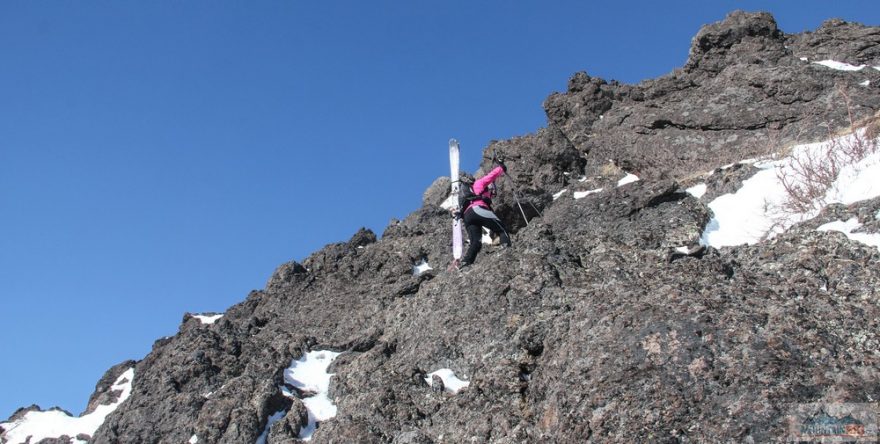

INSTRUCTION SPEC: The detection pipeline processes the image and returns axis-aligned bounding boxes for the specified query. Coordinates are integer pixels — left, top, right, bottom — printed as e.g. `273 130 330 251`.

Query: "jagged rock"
700 162 761 202
82 360 137 416
788 18 880 65
266 260 309 290
6 10 880 444
545 10 880 182
348 227 378 248
422 176 450 207
685 10 787 75
35 437 74 444
266 398 308 442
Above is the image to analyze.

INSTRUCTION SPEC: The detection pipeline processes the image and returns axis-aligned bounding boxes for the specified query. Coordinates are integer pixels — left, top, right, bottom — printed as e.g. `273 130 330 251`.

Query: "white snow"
1 368 134 444
817 218 880 249
574 188 603 199
425 368 470 394
813 60 868 71
255 410 286 444
193 314 223 324
440 194 456 210
675 246 691 254
553 189 568 200
861 80 871 87
412 259 432 276
189 434 199 444
701 130 880 248
686 183 707 199
617 173 640 186
283 350 342 441
800 57 809 62
481 227 493 245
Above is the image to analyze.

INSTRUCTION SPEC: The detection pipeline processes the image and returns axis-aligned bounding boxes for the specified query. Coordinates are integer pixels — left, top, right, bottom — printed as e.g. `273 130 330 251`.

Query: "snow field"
1 368 134 444
700 128 880 248
281 350 342 441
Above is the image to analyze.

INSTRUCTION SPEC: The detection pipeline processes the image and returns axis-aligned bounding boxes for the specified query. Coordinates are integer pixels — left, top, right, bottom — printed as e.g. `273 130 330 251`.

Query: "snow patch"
255 410 286 444
813 60 868 71
412 259 432 276
861 80 871 87
440 194 455 210
817 218 880 249
1 368 134 444
425 368 470 394
617 173 640 186
686 183 707 199
481 227 493 245
574 188 603 199
189 434 199 444
283 350 342 441
553 189 568 200
701 130 880 247
800 57 809 62
193 314 223 324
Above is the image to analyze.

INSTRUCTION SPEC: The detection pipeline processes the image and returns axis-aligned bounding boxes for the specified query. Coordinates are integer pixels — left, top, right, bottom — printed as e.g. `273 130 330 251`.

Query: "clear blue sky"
2 1 878 418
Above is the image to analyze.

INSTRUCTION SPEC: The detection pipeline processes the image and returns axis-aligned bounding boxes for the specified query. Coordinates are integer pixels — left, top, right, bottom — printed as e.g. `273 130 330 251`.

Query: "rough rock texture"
83 360 137 416
5 11 880 444
544 10 880 183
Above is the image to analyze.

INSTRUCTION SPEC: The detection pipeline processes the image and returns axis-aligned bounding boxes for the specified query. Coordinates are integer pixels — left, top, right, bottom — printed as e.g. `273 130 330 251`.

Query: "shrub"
776 87 879 214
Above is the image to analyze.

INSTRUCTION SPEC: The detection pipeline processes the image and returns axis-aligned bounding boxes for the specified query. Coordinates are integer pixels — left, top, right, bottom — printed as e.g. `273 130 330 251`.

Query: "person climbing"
458 159 511 268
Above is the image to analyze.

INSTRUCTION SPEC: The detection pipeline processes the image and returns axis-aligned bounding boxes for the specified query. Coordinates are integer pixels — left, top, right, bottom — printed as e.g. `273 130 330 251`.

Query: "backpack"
458 178 491 211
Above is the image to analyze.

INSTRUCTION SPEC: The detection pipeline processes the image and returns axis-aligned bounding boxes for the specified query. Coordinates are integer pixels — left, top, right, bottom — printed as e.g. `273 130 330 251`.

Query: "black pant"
462 205 510 265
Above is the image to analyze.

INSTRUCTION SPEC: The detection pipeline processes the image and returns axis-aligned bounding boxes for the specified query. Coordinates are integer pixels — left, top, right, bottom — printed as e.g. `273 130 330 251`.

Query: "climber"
458 159 511 268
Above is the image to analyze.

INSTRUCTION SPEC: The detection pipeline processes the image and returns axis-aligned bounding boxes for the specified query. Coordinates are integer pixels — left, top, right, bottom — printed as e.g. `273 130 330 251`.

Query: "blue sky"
1 1 878 418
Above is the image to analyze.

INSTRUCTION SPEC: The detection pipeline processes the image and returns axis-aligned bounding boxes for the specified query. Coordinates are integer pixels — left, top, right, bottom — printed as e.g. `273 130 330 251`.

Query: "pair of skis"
449 139 464 266
448 139 540 268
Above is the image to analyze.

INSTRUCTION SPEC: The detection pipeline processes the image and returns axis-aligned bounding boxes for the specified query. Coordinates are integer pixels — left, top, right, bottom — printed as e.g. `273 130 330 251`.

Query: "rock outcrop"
5 11 879 444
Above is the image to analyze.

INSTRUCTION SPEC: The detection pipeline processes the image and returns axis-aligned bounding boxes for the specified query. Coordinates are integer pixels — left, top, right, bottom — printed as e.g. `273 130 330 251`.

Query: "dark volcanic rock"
700 161 761 202
82 360 137 416
788 18 880 66
544 11 880 182
6 10 879 444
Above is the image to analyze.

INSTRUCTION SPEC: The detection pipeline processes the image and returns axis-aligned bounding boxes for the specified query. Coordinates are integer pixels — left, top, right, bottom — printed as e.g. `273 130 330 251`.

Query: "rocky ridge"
3 11 880 444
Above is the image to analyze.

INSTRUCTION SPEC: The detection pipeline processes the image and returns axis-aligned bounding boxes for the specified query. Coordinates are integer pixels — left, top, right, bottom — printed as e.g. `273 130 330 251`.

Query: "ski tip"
449 138 458 146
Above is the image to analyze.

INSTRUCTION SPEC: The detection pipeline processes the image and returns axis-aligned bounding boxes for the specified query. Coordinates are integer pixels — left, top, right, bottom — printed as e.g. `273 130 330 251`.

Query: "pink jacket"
465 166 505 213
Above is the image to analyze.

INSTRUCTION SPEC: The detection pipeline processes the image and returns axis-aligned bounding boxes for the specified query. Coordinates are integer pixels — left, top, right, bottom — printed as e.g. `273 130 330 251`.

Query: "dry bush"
777 138 844 213
599 161 623 178
776 86 879 214
864 114 880 140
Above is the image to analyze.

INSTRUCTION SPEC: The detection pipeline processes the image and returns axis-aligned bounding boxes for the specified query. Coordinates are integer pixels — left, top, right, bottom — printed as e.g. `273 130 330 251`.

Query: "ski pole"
508 180 531 225
492 149 543 222
503 171 543 218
